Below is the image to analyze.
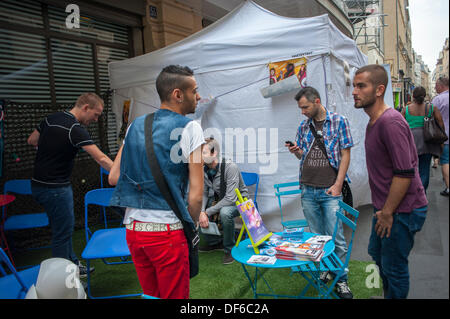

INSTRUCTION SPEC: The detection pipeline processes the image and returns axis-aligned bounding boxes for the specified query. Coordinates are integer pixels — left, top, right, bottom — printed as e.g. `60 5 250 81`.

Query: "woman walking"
402 86 445 191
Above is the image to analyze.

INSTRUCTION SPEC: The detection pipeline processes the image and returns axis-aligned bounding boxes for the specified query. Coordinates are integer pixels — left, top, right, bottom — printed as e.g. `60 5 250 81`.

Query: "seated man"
199 137 249 265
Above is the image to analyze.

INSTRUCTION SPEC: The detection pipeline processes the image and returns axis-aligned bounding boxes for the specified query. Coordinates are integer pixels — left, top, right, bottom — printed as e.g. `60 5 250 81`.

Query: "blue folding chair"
0 247 40 299
241 171 259 210
81 188 140 299
100 166 109 188
273 181 308 229
2 179 49 258
292 201 359 299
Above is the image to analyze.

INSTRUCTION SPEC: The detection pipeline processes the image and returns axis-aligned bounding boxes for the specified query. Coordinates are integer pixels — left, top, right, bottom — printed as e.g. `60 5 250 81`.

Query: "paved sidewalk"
349 166 449 299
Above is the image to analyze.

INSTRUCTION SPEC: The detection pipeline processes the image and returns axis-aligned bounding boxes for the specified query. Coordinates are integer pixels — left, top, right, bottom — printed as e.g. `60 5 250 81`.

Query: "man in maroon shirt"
353 65 428 299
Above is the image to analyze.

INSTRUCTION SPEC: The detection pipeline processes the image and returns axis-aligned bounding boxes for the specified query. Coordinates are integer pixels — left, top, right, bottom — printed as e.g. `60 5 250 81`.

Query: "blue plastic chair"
2 180 49 258
273 181 308 229
2 179 49 231
0 247 40 299
98 166 123 228
241 171 259 210
100 166 109 188
81 188 140 299
291 201 359 299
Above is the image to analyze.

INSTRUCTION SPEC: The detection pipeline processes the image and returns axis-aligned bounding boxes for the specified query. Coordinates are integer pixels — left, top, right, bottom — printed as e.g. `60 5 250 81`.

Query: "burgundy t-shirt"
365 108 428 213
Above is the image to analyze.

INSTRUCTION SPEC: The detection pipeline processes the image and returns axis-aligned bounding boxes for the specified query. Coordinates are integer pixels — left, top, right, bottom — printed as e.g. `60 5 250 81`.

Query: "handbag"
144 113 200 279
309 123 353 207
424 103 448 144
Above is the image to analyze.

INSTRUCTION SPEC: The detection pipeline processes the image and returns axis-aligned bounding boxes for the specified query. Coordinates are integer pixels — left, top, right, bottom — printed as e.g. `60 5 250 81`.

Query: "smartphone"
285 140 294 147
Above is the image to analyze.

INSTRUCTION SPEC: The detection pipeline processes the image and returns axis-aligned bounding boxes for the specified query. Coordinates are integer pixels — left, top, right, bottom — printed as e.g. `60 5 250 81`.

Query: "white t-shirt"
123 120 204 225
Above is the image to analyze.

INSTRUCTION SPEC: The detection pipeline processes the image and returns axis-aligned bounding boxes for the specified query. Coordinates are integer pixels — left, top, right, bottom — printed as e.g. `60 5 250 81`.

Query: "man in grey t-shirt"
199 137 248 265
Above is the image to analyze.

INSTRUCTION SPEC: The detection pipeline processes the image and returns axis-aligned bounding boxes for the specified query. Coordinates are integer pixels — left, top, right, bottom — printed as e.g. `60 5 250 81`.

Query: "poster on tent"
261 57 307 98
268 57 307 87
118 99 133 144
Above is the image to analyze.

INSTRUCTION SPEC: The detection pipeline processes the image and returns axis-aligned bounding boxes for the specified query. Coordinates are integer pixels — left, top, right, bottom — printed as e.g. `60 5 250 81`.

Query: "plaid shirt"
296 109 353 183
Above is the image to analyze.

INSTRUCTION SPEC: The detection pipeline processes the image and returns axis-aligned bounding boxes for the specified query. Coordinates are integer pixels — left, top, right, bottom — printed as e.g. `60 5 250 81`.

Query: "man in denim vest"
109 65 204 299
286 86 353 299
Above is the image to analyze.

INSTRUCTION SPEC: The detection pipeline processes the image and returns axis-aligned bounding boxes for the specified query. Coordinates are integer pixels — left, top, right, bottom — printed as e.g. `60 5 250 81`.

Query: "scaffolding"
344 0 387 52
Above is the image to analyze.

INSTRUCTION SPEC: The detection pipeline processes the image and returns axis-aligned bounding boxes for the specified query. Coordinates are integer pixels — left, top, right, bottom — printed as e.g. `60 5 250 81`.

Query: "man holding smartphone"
286 86 354 299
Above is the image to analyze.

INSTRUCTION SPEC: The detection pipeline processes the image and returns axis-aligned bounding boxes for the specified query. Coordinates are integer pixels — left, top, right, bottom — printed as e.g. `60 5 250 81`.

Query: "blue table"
231 232 335 299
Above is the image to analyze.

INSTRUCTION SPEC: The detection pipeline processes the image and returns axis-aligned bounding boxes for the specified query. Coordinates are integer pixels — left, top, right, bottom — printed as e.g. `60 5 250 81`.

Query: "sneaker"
199 243 223 253
440 189 449 197
319 271 332 284
222 252 234 265
78 262 95 278
335 281 353 299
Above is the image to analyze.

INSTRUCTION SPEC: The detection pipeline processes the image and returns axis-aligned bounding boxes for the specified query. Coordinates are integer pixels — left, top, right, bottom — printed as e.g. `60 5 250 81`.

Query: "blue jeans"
202 198 240 253
368 206 427 299
300 184 348 282
31 184 79 264
440 144 449 165
418 153 432 191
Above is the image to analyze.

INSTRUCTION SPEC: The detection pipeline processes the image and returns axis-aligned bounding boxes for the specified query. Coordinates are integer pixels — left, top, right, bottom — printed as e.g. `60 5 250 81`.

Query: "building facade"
383 0 413 108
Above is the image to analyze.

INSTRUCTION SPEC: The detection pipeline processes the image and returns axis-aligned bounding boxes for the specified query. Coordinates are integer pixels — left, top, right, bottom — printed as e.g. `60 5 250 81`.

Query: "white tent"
109 0 369 231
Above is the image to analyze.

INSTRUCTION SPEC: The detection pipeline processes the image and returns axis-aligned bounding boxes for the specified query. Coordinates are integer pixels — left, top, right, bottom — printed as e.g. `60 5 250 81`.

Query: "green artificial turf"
12 227 383 299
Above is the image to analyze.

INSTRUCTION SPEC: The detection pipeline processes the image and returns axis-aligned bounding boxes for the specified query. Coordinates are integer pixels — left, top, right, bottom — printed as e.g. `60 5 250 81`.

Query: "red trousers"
126 223 190 299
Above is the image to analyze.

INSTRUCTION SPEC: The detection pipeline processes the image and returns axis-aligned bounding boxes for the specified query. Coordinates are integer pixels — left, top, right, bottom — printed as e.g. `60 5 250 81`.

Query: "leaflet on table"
247 255 277 265
305 235 332 245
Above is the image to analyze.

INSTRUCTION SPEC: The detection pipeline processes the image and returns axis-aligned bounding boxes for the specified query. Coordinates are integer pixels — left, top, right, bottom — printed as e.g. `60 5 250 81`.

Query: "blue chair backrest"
0 248 29 299
100 167 110 188
241 172 259 203
333 201 359 268
4 179 32 195
84 188 115 242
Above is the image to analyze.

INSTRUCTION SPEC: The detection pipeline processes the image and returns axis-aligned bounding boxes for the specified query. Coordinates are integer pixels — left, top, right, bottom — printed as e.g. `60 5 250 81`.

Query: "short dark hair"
294 86 321 103
437 77 449 88
156 65 194 102
355 64 388 96
413 86 426 104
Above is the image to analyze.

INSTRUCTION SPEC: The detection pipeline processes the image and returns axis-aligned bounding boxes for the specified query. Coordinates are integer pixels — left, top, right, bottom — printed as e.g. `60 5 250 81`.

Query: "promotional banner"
261 57 307 98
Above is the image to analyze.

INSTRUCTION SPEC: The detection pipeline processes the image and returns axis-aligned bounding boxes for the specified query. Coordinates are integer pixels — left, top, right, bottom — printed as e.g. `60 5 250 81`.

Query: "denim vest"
110 109 194 225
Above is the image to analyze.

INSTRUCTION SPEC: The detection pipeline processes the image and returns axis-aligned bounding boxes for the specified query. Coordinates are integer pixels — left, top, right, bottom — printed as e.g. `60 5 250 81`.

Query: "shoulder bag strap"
219 158 226 200
425 103 433 119
309 123 339 175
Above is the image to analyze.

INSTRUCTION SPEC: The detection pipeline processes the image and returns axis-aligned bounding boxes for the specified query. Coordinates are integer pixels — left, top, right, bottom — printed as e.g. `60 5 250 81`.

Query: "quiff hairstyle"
156 65 194 103
75 93 104 109
355 64 389 96
294 86 321 103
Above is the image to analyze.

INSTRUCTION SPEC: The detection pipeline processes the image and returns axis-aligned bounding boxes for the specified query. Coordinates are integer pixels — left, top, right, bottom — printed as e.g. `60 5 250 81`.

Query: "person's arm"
82 144 113 172
199 181 211 228
188 146 204 225
27 129 40 147
108 144 123 186
375 176 412 238
327 147 350 196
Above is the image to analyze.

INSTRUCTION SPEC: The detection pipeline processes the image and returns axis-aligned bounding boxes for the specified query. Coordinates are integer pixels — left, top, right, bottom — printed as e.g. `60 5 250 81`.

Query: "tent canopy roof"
109 0 365 90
